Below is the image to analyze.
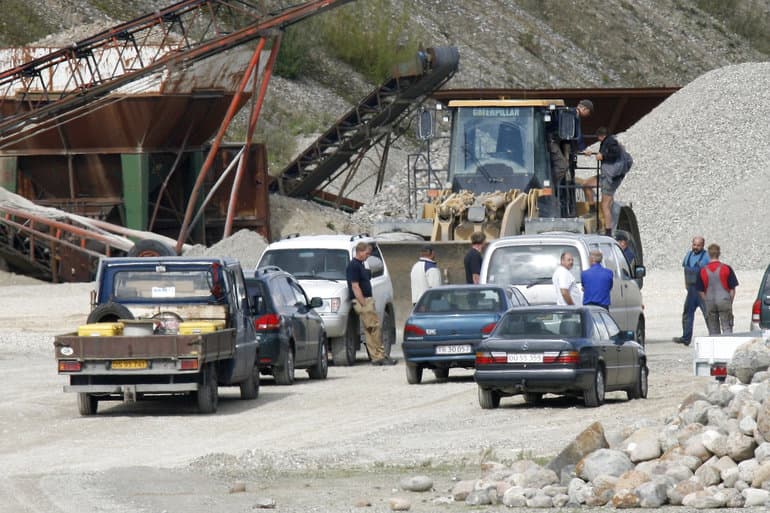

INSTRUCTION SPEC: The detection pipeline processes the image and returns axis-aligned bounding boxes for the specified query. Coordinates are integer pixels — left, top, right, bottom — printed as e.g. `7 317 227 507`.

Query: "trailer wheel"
239 361 260 400
128 239 176 257
86 302 134 324
77 393 98 415
196 363 218 414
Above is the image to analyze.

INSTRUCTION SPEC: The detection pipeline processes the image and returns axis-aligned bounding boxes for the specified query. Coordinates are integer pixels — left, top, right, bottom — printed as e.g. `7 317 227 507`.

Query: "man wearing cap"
410 245 442 305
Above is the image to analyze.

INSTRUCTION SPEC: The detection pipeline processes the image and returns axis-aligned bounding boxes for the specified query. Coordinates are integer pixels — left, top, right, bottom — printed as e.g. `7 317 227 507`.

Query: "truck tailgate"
692 332 760 377
55 328 236 362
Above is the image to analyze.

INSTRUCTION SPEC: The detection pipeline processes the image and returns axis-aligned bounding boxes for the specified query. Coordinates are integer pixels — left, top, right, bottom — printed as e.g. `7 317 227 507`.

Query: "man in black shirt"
464 232 486 284
347 241 396 365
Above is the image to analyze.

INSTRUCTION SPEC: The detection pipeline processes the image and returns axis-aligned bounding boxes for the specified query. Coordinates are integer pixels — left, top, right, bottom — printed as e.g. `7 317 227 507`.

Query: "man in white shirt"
552 251 582 306
410 245 442 305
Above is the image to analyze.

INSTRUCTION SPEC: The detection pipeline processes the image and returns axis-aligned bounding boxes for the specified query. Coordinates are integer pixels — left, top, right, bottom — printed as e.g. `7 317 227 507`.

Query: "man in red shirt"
696 243 739 335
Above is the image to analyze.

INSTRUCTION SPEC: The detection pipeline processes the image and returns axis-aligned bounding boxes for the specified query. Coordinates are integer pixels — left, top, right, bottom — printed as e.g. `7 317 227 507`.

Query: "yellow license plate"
111 359 148 370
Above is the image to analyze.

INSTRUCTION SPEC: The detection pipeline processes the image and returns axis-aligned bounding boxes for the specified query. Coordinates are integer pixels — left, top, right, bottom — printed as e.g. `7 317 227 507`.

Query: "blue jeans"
681 285 706 341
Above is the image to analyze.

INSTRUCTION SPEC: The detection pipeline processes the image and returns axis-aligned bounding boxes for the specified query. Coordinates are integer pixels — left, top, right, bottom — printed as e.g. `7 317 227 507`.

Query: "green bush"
316 0 421 83
274 25 314 79
693 0 770 54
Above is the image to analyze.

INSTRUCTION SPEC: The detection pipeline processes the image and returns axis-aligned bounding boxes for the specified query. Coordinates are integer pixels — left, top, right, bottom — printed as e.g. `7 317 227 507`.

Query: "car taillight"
179 358 199 370
404 324 426 336
254 313 280 331
752 299 761 324
58 360 81 372
476 351 507 365
543 351 579 364
481 322 496 335
711 364 727 377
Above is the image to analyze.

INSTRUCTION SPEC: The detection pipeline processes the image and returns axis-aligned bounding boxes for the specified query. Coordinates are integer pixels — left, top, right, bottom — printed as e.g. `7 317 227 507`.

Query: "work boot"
372 357 398 366
673 337 690 346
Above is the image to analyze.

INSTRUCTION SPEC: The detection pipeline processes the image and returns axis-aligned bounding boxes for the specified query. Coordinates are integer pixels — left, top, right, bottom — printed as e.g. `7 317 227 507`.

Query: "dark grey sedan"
474 305 647 408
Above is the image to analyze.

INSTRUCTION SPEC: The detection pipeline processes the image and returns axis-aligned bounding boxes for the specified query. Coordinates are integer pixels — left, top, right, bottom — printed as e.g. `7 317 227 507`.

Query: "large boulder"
576 449 634 481
728 337 770 384
546 421 608 474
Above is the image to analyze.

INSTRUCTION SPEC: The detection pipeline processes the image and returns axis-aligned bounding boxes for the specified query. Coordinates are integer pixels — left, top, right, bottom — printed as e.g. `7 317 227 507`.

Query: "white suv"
257 234 396 365
479 233 647 345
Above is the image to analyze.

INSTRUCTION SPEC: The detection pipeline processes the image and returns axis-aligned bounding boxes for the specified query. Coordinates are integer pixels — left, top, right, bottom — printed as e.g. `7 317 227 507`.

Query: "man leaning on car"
347 242 397 366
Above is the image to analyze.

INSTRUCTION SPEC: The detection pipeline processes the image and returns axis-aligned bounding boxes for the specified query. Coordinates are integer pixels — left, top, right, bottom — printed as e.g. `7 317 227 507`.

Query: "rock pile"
420 363 770 509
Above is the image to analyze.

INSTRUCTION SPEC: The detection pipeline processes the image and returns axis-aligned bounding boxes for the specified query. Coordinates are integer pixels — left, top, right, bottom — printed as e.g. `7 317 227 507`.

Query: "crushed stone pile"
615 62 770 270
183 229 269 271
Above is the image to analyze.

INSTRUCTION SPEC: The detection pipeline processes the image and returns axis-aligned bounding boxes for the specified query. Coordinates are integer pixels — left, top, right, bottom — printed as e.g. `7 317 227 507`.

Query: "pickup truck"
692 332 762 381
54 257 260 415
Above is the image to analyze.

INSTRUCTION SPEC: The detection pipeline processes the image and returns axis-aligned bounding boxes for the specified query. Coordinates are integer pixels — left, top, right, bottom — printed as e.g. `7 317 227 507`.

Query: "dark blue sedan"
403 285 528 384
474 306 647 408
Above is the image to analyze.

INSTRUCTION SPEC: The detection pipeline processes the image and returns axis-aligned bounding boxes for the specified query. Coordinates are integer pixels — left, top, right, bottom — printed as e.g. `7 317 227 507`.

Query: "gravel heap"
616 61 770 270
183 229 269 271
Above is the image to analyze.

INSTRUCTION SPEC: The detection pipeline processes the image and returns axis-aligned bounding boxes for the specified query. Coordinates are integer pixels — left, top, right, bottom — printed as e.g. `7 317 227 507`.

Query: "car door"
272 276 308 363
226 266 259 381
612 243 643 334
284 276 311 363
368 243 390 320
599 310 634 385
288 276 319 364
589 311 619 385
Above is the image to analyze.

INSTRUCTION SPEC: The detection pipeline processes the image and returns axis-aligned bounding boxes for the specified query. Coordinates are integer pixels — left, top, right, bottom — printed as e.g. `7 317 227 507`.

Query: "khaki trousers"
353 297 385 362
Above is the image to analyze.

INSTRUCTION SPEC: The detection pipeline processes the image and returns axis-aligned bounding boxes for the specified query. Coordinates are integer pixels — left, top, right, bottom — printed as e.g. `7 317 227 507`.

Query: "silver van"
479 233 646 344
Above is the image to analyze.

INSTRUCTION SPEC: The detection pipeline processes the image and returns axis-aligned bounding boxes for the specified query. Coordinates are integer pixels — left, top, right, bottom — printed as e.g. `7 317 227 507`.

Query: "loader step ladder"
276 46 459 201
0 0 352 150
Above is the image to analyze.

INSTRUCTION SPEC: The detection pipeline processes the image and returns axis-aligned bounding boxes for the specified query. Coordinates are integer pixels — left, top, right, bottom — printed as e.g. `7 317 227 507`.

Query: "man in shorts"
579 127 631 235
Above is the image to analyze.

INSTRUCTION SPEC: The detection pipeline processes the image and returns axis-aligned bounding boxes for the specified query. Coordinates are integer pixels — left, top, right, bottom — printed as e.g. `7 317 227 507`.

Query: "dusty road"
0 269 761 512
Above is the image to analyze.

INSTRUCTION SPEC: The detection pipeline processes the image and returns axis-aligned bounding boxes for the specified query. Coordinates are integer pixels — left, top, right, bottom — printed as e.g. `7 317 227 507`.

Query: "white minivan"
479 233 646 345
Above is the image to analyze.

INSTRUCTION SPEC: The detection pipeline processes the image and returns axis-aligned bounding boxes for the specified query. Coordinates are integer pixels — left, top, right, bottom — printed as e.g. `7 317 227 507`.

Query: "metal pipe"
189 147 244 230
224 33 281 236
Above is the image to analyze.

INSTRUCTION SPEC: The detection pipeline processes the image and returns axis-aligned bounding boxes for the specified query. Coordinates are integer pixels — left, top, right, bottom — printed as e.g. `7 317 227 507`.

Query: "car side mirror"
309 297 323 308
366 256 384 274
634 265 646 279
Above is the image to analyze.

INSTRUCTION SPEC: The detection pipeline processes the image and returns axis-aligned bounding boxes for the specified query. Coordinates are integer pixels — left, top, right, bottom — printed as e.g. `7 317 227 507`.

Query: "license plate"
111 359 148 370
507 353 543 363
435 344 472 355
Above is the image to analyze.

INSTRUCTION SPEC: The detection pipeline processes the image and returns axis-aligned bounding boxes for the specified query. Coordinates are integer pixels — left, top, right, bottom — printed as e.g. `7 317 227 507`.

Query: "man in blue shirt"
581 250 613 310
673 236 709 346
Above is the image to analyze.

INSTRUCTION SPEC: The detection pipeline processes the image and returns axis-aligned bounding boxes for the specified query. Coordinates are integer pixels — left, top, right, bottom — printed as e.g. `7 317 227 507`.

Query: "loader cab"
446 99 566 196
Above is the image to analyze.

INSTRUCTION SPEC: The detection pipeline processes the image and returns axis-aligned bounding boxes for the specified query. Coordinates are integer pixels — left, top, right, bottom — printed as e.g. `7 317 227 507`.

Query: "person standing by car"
581 250 613 310
464 232 486 284
552 251 582 306
673 236 709 345
615 232 636 268
347 242 397 366
410 245 441 305
696 243 739 335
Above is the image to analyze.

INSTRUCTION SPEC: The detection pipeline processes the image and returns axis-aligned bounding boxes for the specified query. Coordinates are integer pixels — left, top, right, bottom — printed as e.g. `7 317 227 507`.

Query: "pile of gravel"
616 61 770 270
183 229 269 271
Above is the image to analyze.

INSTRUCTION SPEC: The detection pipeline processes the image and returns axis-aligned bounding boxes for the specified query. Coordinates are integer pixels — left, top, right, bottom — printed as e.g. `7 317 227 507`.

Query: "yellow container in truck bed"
178 320 226 335
77 322 124 336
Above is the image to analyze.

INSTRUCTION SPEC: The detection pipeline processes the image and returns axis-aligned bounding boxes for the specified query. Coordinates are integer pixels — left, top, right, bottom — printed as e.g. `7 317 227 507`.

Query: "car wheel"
195 363 218 414
583 367 605 408
77 393 98 415
274 344 295 385
406 364 423 385
628 365 648 400
331 314 358 366
381 308 396 358
307 335 329 380
433 368 449 382
239 361 260 400
524 392 543 404
636 316 646 347
478 387 500 409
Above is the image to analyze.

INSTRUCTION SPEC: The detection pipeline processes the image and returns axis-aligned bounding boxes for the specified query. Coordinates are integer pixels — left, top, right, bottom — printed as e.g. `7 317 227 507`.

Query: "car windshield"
495 311 582 338
485 244 582 286
259 249 349 280
416 288 502 313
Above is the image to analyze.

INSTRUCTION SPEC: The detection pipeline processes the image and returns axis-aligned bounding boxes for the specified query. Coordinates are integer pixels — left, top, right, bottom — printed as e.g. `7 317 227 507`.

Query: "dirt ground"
0 269 762 513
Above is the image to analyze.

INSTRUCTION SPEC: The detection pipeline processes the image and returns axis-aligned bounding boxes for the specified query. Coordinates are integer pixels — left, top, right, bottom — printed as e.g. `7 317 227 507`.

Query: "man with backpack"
696 243 739 335
579 127 633 235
